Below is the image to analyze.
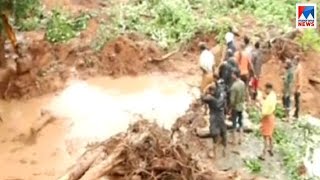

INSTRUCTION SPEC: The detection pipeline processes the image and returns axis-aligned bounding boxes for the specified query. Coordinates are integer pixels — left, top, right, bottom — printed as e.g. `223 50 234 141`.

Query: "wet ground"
0 73 198 180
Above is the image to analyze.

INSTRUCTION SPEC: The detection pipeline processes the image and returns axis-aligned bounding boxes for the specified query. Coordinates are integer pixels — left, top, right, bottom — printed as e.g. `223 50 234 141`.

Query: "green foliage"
91 23 119 51
110 0 201 49
244 158 262 173
226 0 297 27
46 10 90 43
0 0 43 31
275 119 320 179
298 29 320 52
13 0 43 31
274 103 285 119
247 106 261 124
94 0 300 50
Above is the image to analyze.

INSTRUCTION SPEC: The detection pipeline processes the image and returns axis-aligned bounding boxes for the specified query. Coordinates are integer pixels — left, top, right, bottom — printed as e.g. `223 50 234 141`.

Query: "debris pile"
59 119 253 180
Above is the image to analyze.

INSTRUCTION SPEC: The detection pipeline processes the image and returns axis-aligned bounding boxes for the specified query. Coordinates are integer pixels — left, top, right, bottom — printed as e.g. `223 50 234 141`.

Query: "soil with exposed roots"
58 101 270 180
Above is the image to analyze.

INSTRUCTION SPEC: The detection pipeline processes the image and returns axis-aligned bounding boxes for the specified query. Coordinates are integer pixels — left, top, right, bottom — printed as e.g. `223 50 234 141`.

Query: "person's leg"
259 136 268 160
221 128 227 157
283 95 290 121
238 111 243 144
241 75 250 101
211 135 219 159
268 136 274 156
253 78 259 101
294 91 300 119
231 109 238 144
287 96 292 122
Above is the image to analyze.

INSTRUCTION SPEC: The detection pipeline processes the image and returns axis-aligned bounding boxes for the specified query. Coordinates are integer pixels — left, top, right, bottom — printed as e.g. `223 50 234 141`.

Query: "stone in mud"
16 54 33 74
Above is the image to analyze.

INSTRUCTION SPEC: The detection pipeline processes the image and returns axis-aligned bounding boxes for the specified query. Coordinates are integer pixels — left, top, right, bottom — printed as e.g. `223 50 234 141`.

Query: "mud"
60 120 263 180
0 74 197 180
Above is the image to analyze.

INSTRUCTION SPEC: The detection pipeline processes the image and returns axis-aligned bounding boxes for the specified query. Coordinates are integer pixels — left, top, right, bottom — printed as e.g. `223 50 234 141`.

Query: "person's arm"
296 67 303 92
220 45 227 63
201 94 215 103
248 54 255 76
234 51 240 65
203 82 214 94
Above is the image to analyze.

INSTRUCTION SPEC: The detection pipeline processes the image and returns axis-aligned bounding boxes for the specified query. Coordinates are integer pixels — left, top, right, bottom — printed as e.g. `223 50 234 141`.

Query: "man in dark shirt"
218 49 239 112
202 83 227 158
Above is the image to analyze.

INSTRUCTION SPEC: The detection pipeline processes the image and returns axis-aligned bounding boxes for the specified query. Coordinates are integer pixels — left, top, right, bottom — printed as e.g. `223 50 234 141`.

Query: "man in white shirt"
244 36 253 60
199 42 215 115
199 42 215 74
225 32 236 55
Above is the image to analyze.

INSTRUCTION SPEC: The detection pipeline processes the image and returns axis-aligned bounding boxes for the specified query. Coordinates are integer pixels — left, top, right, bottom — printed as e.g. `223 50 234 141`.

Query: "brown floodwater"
0 74 196 180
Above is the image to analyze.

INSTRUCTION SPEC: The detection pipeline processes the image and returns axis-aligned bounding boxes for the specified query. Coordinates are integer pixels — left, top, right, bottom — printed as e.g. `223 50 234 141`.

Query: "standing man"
259 83 277 160
218 49 239 112
199 42 215 93
293 56 302 119
235 44 254 99
199 42 215 114
282 59 295 121
244 36 253 60
251 41 263 100
202 83 227 158
230 70 246 145
225 31 237 56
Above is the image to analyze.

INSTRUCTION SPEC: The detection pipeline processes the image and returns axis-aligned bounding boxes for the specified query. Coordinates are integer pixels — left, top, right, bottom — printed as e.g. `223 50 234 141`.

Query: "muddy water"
0 74 197 180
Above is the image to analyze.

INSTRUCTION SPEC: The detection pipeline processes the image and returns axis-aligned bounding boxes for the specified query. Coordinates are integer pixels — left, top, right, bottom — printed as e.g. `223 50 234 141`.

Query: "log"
79 145 126 180
309 76 320 85
58 146 105 180
29 110 56 137
150 49 179 62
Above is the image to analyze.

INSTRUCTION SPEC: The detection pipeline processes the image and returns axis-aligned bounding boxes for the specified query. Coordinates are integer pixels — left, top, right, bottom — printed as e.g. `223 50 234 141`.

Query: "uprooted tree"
0 0 40 67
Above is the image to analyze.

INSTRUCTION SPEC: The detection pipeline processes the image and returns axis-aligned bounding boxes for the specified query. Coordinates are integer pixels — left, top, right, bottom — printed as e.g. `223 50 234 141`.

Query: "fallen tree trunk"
79 145 125 180
149 49 179 62
29 110 56 137
309 76 320 85
58 146 105 180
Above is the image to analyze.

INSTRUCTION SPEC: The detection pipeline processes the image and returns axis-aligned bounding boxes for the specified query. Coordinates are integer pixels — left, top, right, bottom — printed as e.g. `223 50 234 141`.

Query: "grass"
298 29 320 52
45 10 90 43
91 0 311 51
275 119 320 179
244 158 262 173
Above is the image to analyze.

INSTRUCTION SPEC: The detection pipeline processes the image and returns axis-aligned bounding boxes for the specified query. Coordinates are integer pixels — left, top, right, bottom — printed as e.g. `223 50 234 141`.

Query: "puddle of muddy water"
0 74 197 179
47 75 195 153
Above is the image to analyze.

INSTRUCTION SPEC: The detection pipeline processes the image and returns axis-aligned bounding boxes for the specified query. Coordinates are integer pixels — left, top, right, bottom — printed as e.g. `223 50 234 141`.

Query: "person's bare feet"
258 155 265 161
268 150 274 156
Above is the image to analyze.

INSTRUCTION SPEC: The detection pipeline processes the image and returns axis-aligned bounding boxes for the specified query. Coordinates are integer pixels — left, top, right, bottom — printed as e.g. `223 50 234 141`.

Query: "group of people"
198 31 302 160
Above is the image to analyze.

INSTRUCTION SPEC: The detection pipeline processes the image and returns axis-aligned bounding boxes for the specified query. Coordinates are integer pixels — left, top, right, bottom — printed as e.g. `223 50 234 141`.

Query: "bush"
13 0 44 31
274 103 285 119
46 10 90 43
298 29 320 52
275 119 320 179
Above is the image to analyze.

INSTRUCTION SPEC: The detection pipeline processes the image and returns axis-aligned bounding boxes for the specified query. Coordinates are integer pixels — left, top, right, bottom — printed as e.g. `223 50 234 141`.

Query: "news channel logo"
296 3 317 29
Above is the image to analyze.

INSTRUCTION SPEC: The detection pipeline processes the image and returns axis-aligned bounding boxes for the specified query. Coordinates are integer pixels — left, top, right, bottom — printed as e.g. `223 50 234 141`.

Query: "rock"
0 66 15 83
309 77 320 85
16 54 33 74
37 52 55 67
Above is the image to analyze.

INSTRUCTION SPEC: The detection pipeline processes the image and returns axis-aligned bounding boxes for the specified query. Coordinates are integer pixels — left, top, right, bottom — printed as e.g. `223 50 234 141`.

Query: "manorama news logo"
296 3 317 29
